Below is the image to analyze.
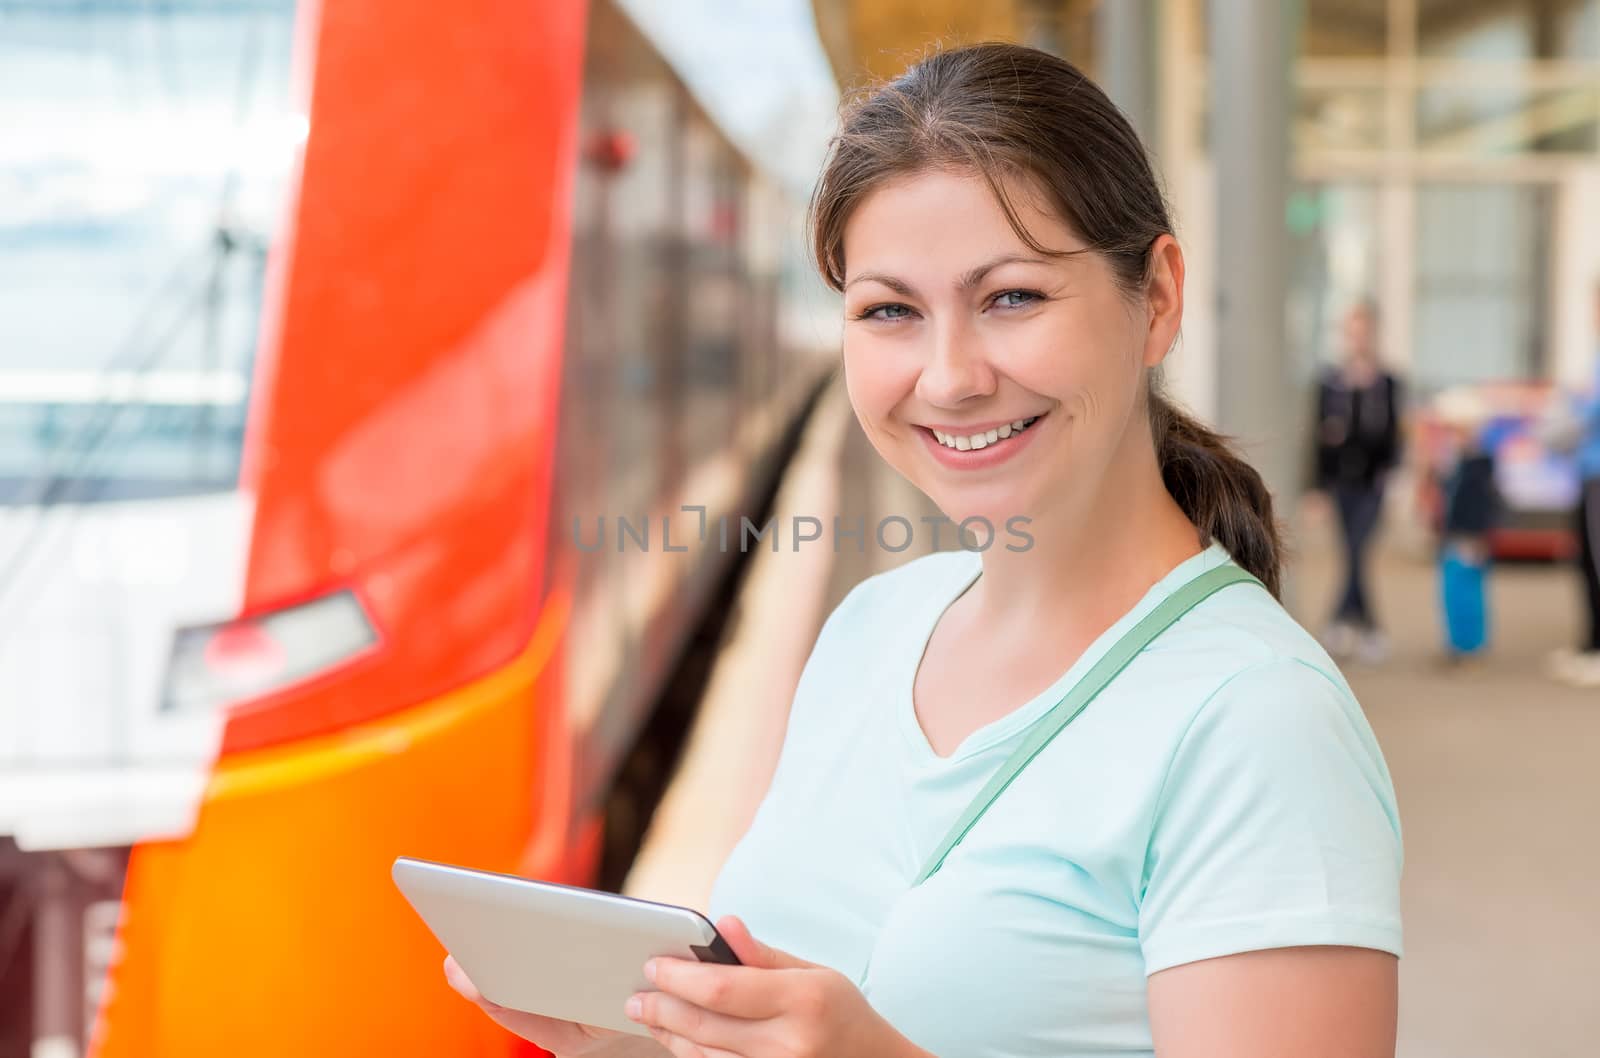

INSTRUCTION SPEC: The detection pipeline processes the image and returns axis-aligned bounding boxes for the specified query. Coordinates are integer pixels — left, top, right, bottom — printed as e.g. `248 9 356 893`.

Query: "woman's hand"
625 916 929 1058
444 955 660 1057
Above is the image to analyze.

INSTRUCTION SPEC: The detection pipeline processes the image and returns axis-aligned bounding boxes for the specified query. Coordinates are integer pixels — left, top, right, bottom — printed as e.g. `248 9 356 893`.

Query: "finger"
443 955 484 1003
716 916 813 970
481 1006 603 1051
442 955 600 1051
646 958 786 1019
649 1024 742 1058
630 989 762 1052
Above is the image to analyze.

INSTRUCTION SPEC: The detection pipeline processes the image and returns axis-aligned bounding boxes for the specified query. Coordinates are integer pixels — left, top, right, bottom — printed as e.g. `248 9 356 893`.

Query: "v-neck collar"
896 542 1233 766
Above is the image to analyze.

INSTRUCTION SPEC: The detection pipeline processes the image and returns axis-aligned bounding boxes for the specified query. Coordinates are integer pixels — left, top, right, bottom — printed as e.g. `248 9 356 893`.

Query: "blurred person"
1313 301 1404 665
1433 389 1500 666
448 43 1401 1058
1545 280 1600 687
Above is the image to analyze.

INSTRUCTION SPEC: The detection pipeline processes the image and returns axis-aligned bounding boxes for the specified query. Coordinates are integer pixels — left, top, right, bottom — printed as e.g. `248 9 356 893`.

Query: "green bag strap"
912 563 1262 887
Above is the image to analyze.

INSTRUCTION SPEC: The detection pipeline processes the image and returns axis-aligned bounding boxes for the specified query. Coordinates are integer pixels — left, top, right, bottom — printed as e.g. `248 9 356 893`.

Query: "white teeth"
931 415 1040 452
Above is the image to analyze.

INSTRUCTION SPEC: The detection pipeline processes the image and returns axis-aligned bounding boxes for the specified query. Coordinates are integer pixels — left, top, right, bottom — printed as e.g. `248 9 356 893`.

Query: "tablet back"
392 856 736 1036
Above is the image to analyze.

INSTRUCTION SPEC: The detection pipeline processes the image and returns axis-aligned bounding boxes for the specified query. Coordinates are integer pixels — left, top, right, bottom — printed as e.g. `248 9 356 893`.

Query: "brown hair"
809 42 1283 596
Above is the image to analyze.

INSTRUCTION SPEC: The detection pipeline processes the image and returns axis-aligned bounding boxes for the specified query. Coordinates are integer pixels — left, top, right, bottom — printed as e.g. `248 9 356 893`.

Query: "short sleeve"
1137 657 1404 975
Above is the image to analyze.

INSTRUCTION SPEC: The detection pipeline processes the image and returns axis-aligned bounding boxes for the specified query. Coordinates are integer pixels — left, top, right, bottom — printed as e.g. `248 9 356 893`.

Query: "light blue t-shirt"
709 542 1403 1058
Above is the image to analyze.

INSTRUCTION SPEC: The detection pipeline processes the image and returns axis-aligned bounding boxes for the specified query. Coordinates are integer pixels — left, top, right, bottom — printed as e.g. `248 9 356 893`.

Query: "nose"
915 315 997 408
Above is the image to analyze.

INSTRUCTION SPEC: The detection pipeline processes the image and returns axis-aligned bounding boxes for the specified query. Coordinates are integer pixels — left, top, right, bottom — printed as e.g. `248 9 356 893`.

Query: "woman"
1313 302 1404 664
448 43 1403 1058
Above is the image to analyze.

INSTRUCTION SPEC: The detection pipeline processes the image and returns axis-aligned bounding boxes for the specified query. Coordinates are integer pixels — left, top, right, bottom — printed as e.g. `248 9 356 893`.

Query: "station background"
3 2 1599 1057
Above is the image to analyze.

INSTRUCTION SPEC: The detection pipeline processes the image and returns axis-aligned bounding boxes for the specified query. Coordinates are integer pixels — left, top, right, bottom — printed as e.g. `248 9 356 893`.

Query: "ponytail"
1149 392 1283 598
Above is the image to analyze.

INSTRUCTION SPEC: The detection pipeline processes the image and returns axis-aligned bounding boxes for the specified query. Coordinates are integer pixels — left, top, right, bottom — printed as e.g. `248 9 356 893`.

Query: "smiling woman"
452 40 1404 1058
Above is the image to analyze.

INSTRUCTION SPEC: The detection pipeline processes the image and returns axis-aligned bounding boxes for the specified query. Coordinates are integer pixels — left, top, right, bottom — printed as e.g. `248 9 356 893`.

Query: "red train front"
0 1 812 1054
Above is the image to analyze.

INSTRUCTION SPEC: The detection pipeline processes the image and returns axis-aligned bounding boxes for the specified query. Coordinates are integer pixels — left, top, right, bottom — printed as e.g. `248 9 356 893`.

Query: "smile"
918 413 1047 470
929 416 1041 450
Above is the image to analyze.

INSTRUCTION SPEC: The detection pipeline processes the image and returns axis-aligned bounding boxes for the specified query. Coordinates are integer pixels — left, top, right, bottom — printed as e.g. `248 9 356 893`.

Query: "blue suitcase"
1440 548 1488 654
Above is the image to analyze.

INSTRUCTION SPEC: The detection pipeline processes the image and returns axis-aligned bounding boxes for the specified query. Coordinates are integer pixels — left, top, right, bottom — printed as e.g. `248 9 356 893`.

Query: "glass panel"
1413 183 1552 391
1420 0 1600 61
1416 79 1600 154
557 0 686 758
1301 0 1388 57
1287 183 1383 383
1296 82 1387 153
0 0 300 502
607 77 675 519
681 116 741 461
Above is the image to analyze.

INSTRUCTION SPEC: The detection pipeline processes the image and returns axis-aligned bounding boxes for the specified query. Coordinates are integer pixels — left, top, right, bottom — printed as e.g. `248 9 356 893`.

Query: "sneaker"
1321 622 1357 659
1545 646 1582 677
1551 650 1600 688
1356 630 1389 665
1439 648 1486 672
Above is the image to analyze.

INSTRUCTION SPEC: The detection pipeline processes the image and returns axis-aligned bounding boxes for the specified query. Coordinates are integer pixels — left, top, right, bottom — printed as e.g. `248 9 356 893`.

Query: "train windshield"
0 0 302 504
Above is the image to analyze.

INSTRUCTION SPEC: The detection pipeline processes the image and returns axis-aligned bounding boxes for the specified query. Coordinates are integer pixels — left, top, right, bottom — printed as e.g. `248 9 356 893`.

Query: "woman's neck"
964 428 1204 645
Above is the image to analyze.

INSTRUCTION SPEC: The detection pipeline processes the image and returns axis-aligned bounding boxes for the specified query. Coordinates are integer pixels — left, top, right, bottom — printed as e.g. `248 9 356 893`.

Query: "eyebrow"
843 253 1052 297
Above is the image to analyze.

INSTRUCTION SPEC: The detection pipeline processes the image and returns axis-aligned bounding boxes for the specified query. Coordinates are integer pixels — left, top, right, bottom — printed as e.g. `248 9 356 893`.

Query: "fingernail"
625 995 643 1021
643 959 658 983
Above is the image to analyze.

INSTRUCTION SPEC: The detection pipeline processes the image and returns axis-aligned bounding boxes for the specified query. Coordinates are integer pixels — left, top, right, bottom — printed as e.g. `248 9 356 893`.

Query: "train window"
563 91 606 548
548 0 796 788
681 116 743 464
554 59 611 736
553 8 685 743
740 175 784 429
0 0 299 503
604 76 676 523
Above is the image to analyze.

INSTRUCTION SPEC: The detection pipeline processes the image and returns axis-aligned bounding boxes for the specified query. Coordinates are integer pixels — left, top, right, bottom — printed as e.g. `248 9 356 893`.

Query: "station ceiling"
810 0 1101 89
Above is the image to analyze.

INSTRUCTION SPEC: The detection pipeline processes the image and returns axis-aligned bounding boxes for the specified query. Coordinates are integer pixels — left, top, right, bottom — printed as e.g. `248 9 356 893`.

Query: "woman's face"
839 169 1179 535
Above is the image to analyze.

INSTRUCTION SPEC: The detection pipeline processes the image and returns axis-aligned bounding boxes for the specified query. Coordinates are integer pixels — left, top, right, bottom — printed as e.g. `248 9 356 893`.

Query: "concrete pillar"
1097 0 1158 144
1208 1 1303 550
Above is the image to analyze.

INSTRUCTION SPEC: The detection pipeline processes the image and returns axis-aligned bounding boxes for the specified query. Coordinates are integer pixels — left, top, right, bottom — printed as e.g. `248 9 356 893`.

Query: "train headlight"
163 590 379 711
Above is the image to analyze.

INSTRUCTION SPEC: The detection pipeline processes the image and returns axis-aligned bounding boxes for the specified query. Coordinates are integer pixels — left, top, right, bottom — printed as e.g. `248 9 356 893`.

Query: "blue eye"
859 303 913 321
993 290 1040 309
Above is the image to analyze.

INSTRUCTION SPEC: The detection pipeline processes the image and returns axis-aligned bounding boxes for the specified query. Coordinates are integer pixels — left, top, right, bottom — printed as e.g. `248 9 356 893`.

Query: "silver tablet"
392 856 739 1037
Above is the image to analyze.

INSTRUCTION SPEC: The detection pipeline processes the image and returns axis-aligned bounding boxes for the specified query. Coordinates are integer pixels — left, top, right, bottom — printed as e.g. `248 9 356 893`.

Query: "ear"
1141 234 1184 370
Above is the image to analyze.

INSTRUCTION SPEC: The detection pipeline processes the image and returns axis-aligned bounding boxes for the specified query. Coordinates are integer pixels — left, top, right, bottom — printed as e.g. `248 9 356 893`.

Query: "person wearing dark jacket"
1441 449 1499 538
1314 301 1404 663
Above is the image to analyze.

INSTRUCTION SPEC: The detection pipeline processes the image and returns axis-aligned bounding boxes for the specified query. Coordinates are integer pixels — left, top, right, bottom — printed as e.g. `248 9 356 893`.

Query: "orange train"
0 0 814 1054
